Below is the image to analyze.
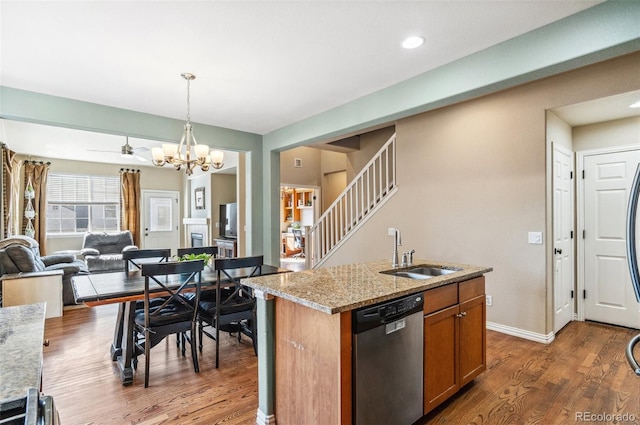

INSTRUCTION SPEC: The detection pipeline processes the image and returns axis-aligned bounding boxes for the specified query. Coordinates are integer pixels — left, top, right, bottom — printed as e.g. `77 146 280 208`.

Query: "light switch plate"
528 231 543 244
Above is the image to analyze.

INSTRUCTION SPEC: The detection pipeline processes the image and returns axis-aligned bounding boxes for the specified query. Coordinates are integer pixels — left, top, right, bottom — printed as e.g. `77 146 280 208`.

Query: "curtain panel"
23 160 50 254
121 168 141 246
1 144 18 238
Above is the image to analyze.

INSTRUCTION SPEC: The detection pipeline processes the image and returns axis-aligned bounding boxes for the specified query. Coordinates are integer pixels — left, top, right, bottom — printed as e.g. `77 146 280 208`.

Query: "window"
47 173 120 235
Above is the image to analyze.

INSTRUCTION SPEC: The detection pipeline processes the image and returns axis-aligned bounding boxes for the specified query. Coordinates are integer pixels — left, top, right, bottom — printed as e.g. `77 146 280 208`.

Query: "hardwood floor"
421 322 640 425
43 305 640 425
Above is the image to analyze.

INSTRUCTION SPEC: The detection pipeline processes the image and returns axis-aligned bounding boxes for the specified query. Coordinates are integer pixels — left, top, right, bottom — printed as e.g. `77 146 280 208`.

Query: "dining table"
72 262 289 385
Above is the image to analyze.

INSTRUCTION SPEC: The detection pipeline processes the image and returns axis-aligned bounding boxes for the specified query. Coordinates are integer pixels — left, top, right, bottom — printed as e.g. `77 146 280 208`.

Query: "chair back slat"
142 259 203 276
177 246 218 258
214 255 263 272
123 248 171 273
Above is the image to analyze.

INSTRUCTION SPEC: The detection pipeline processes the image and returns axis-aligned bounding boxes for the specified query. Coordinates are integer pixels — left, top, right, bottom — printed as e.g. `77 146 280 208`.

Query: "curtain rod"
120 168 140 173
23 160 51 165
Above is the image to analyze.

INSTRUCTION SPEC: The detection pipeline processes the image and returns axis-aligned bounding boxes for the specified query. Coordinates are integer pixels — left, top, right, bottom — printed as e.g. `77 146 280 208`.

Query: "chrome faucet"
401 249 415 267
391 228 402 267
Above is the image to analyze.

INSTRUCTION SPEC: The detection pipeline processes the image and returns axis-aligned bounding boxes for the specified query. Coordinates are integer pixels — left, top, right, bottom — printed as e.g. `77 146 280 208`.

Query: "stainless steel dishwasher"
352 293 424 425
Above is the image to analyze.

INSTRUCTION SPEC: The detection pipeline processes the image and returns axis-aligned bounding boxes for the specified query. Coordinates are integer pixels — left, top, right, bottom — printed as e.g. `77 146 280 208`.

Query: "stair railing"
306 133 397 268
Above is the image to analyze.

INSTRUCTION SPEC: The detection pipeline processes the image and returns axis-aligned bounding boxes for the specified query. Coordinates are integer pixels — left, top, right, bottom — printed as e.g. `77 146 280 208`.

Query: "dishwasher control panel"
380 296 422 319
352 293 423 334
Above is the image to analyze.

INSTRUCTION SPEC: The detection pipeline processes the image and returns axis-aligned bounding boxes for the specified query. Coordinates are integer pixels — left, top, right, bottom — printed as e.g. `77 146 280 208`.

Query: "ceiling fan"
88 137 148 162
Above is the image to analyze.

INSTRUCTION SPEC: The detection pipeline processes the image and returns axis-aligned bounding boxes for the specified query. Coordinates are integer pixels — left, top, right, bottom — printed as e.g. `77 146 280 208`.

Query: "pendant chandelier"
151 73 224 175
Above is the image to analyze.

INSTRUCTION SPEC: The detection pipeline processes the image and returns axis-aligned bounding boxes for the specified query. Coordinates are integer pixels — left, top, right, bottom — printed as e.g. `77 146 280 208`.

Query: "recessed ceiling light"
630 100 640 108
402 36 425 49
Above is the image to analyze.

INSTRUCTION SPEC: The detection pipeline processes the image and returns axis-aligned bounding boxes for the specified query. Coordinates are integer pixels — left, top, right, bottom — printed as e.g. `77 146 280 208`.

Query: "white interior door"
141 190 180 255
583 149 640 329
553 144 574 333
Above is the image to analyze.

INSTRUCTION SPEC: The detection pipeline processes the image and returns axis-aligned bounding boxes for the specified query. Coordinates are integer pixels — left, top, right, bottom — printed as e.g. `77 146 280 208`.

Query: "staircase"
306 133 397 268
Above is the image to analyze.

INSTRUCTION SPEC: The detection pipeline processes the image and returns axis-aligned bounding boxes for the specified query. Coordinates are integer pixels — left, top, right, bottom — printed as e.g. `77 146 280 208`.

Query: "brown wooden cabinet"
282 188 314 224
282 189 297 223
423 277 486 414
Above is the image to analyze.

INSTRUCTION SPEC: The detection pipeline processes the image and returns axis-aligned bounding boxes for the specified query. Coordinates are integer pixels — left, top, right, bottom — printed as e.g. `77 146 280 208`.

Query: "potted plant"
176 253 213 270
24 177 35 199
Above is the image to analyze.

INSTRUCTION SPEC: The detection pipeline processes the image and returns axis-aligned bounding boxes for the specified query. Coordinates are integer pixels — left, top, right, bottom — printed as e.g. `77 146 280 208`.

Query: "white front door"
583 149 640 329
141 190 180 255
553 144 574 333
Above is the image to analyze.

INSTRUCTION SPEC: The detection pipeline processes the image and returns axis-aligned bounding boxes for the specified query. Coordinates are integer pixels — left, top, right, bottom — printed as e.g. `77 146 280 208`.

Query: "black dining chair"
198 255 263 368
175 246 218 351
124 248 179 351
123 248 171 273
133 259 204 387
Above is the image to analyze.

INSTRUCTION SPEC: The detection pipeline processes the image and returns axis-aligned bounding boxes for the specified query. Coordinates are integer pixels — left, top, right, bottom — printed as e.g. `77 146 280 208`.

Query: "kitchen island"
243 259 493 425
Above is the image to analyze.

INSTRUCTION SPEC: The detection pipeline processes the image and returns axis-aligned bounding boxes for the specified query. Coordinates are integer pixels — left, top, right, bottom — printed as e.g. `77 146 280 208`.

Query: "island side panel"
275 297 352 425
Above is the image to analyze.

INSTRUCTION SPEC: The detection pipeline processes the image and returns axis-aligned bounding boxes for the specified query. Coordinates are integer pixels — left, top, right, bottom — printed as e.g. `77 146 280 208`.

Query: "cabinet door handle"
456 312 467 318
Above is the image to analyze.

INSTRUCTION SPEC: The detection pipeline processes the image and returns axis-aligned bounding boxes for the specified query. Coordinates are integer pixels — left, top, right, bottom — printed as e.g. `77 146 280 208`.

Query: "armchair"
81 231 138 273
0 235 88 305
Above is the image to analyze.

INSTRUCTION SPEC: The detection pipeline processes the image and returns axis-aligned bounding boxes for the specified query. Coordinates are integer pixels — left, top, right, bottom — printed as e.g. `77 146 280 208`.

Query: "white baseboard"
487 321 555 344
256 409 276 425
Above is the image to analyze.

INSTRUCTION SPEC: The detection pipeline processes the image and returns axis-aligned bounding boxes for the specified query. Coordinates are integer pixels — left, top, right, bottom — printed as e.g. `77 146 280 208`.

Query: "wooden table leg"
116 301 136 385
110 302 125 360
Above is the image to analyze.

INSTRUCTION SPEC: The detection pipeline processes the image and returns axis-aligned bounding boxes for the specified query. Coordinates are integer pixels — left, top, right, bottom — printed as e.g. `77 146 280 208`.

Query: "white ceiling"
3 0 638 168
550 90 640 127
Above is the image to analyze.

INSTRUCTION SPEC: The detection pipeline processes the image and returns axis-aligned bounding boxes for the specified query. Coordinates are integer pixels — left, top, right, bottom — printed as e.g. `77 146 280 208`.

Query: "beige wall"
321 52 640 337
345 126 395 182
320 150 346 176
573 116 640 152
211 174 237 239
546 112 573 151
319 150 347 210
280 147 322 187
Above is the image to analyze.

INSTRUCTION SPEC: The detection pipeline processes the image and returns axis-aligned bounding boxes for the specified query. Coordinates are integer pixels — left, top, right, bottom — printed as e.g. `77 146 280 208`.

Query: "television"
219 202 238 239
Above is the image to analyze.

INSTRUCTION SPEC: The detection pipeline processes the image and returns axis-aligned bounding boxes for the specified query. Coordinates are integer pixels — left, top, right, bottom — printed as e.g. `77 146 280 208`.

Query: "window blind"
48 173 120 204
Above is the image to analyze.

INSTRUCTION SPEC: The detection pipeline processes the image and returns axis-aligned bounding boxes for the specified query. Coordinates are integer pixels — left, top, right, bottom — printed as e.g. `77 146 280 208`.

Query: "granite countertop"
243 259 492 314
0 303 46 402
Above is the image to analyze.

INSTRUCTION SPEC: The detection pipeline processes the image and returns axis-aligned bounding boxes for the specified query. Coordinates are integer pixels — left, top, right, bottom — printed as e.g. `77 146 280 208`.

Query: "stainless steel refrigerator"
626 163 640 376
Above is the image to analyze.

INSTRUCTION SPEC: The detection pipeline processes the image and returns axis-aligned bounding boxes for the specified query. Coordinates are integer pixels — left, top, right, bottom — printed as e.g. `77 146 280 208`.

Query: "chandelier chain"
186 77 191 125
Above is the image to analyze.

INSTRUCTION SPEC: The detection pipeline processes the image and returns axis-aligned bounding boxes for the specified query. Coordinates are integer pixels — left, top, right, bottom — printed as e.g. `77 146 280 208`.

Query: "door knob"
554 248 563 254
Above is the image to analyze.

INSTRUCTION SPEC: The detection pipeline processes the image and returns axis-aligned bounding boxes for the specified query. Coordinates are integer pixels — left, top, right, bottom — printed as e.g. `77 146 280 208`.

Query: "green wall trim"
0 86 261 150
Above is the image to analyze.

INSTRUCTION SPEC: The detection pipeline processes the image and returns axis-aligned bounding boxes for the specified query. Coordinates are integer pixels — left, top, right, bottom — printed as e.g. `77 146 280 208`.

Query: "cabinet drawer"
459 277 485 303
423 284 458 315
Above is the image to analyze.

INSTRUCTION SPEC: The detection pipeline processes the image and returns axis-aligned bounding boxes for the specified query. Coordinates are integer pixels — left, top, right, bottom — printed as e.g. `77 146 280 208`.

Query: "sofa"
0 235 89 305
81 231 138 273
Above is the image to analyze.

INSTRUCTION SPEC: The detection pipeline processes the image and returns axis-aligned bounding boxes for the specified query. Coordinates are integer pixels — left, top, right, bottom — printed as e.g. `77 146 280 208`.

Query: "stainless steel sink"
380 265 461 280
406 267 457 276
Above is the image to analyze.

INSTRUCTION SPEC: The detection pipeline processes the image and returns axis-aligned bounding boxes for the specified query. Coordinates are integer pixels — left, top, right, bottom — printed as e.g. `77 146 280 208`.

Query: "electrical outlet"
486 295 493 306
388 227 396 236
